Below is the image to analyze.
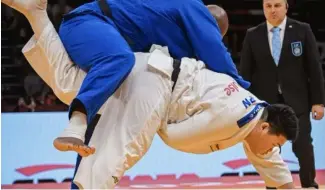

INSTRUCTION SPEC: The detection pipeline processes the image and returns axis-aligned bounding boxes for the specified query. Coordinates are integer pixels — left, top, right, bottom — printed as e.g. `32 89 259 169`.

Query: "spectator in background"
17 96 36 112
240 0 325 188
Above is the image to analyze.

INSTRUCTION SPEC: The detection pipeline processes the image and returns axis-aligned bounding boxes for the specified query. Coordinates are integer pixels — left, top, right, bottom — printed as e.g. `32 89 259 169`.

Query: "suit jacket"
240 17 325 115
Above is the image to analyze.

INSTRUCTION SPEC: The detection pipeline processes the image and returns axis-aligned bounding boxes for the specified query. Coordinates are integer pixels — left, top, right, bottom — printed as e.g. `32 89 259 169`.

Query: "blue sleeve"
179 1 250 89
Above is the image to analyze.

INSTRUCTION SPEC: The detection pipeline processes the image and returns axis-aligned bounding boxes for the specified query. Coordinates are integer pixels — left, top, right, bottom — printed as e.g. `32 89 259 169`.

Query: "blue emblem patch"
291 41 302 56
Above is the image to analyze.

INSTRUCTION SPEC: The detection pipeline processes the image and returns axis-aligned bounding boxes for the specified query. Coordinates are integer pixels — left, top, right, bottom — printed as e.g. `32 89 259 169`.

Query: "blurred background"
1 0 325 189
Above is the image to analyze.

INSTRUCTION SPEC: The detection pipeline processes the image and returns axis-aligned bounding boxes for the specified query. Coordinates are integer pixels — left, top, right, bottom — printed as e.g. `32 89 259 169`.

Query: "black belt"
172 59 181 91
97 0 134 45
98 0 181 91
98 0 113 19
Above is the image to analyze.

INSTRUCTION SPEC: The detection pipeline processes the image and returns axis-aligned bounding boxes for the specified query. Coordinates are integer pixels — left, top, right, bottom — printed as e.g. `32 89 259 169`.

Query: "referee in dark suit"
240 0 325 188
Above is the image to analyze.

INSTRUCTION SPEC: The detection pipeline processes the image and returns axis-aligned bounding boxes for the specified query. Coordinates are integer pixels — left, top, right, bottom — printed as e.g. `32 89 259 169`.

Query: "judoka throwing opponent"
2 0 298 189
3 0 252 155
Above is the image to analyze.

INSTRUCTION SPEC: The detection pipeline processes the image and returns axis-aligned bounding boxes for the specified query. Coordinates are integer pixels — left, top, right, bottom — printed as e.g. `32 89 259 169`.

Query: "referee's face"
263 0 288 26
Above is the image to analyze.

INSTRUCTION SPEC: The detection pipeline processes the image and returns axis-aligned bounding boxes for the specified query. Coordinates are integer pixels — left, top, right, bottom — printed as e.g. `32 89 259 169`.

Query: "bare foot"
53 137 95 157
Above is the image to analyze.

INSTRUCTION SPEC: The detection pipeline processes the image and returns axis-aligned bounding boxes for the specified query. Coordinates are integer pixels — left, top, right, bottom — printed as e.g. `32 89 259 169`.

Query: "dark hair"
263 0 288 4
260 104 299 142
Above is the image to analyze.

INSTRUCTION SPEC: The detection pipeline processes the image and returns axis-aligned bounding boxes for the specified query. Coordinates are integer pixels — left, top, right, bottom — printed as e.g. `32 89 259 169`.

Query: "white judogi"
22 22 292 189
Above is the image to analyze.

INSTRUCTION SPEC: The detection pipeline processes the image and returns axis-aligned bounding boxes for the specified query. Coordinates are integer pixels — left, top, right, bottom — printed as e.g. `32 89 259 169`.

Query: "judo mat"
2 169 324 189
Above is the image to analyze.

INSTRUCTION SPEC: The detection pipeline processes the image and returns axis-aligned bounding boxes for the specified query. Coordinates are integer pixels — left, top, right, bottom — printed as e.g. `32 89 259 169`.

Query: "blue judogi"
63 0 251 188
59 0 250 124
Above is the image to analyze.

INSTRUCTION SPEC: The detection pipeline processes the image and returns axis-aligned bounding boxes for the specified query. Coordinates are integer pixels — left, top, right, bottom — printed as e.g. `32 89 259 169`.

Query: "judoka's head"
245 104 299 155
263 0 288 26
207 5 228 37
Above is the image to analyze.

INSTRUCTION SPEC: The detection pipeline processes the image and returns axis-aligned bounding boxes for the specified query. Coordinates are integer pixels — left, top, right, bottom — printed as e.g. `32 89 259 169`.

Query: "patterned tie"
271 27 281 65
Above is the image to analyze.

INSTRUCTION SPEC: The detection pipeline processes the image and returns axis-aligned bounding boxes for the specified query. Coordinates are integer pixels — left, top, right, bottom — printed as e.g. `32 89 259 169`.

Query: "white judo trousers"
22 22 292 189
23 23 172 188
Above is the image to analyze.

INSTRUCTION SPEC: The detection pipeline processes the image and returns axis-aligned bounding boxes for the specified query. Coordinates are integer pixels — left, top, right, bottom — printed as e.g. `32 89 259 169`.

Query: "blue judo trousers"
59 0 251 188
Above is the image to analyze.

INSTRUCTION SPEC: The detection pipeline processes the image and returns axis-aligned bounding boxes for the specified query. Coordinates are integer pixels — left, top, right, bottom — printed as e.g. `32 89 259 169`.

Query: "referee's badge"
291 41 302 56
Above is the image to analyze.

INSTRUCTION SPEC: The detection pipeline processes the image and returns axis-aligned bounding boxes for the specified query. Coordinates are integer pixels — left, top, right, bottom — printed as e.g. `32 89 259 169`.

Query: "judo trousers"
59 13 135 123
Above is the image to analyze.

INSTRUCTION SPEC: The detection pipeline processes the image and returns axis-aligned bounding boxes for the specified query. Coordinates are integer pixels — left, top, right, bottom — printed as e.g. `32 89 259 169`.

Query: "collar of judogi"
237 102 270 128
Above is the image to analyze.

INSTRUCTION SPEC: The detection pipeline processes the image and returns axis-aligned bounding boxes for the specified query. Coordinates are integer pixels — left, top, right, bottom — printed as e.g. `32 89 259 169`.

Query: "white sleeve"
22 23 86 105
243 141 293 187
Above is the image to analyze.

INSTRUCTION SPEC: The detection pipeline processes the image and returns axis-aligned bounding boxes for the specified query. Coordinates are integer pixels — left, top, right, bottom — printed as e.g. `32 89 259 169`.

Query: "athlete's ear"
261 122 270 130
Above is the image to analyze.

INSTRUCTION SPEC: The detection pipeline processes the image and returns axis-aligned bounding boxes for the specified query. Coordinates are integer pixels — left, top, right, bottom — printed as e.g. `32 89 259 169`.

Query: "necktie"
271 27 281 65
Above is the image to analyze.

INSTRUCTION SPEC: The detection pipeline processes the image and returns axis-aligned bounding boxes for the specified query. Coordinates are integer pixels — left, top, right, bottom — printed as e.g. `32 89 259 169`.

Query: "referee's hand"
312 104 324 120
